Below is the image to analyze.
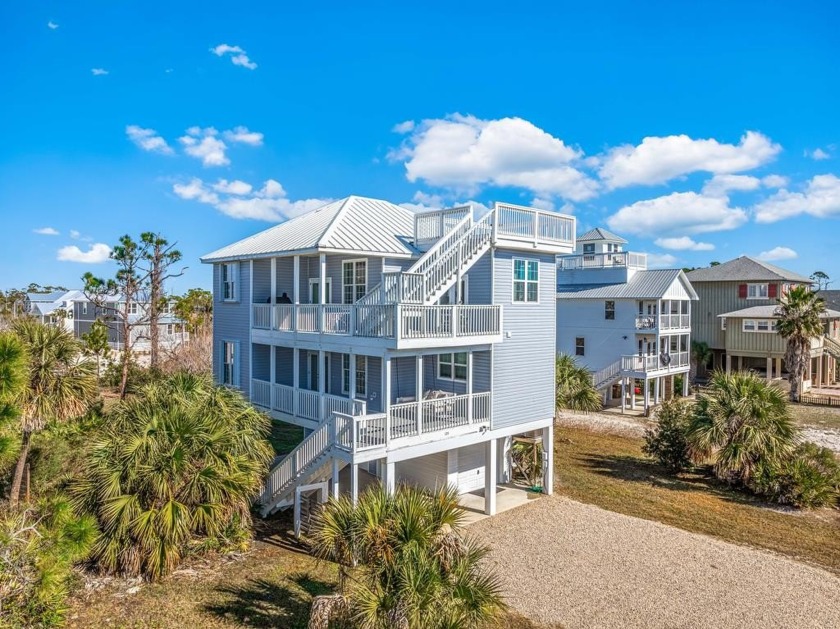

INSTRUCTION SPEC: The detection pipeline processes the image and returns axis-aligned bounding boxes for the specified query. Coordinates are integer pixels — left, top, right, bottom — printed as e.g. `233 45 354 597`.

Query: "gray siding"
556 299 640 372
367 356 382 412
396 452 449 490
491 250 556 429
213 261 251 393
473 350 491 391
383 257 415 274
252 259 272 303
275 346 294 386
392 356 418 402
465 251 492 304
252 343 270 380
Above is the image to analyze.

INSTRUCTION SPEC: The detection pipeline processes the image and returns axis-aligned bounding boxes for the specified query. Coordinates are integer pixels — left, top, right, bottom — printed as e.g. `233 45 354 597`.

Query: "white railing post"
467 351 474 423
451 305 457 337
395 304 402 340
416 355 423 435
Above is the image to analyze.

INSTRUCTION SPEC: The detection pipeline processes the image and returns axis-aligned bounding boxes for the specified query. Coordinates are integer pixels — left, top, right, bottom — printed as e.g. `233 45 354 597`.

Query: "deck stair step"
591 360 622 390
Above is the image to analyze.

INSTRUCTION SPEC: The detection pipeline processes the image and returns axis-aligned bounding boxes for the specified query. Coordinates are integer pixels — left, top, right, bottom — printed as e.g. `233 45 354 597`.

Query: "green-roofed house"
686 257 840 389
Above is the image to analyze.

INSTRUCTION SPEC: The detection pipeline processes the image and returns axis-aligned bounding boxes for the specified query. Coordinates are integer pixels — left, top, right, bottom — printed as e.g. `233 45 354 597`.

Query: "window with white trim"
222 341 237 386
575 337 585 356
222 262 239 301
438 352 467 381
513 259 539 303
342 355 368 396
605 300 615 320
747 283 768 299
342 260 367 304
757 320 771 332
82 302 88 315
743 319 756 331
128 303 139 315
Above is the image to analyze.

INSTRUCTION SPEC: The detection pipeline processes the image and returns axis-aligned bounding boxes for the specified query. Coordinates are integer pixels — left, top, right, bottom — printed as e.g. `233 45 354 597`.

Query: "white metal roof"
577 227 627 243
201 196 419 263
718 305 840 319
556 269 699 300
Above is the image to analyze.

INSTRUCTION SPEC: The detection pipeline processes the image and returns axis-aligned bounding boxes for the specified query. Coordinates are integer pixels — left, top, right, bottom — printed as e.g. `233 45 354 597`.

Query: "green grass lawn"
267 420 305 456
554 425 840 574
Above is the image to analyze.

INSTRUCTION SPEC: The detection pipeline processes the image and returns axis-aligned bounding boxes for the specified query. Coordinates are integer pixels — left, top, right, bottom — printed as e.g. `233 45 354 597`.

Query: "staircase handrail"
591 359 622 389
260 415 335 507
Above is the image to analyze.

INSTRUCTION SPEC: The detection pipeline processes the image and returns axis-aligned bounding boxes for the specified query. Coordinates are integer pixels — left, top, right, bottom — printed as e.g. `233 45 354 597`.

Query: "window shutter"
768 283 777 298
738 284 747 298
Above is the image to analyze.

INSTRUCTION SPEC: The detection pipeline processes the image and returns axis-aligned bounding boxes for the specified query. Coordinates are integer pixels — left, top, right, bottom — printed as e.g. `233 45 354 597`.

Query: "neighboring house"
24 289 85 331
820 290 840 313
686 257 840 388
73 293 188 352
201 195 576 519
556 228 698 413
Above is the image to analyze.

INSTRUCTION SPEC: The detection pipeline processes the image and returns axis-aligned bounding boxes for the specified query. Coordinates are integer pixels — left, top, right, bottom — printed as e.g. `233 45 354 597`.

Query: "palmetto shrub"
642 398 693 472
309 484 506 629
750 442 840 509
687 370 797 486
72 371 273 580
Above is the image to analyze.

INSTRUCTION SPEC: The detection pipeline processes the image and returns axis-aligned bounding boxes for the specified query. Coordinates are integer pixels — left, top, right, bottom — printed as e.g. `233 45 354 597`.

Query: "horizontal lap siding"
252 344 270 380
252 259 271 303
473 351 491 392
465 252 492 304
213 262 251 394
276 258 294 301
556 299 638 372
492 250 555 429
367 357 382 412
392 357 417 403
329 352 344 396
275 347 293 386
383 257 415 274
302 255 384 303
396 452 449 491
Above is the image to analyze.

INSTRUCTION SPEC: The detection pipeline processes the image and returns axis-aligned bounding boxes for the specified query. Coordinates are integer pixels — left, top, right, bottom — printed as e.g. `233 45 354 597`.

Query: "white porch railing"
558 251 648 271
414 205 472 247
634 314 691 330
252 303 502 340
252 379 367 422
336 391 491 452
591 360 622 389
621 352 690 373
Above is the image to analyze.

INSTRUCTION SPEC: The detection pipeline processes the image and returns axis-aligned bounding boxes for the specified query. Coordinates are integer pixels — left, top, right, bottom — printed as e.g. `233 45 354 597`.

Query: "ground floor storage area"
394 444 486 495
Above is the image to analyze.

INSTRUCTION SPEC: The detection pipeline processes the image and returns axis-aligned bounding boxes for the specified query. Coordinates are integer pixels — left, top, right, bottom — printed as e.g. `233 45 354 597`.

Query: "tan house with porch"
687 257 840 388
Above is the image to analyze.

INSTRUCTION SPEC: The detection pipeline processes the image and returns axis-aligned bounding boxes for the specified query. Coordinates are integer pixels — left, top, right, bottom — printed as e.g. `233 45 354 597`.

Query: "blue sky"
2 1 839 293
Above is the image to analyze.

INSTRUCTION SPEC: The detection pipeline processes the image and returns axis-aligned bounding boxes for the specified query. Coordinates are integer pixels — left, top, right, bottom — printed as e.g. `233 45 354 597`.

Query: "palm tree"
8 320 97 508
309 485 506 629
689 340 712 384
72 371 274 580
0 331 27 425
555 353 601 412
775 285 826 402
687 370 797 485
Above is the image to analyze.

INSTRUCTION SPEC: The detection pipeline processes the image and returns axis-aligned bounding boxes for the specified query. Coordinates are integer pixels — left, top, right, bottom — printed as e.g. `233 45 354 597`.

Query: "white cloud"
126 125 174 155
607 191 748 236
47 21 58 30
179 127 229 166
390 114 598 201
69 230 81 239
806 148 830 160
702 174 761 196
212 179 253 195
223 126 263 146
57 243 112 263
398 191 491 216
753 174 840 223
761 174 789 188
91 68 109 76
210 43 257 70
646 253 679 268
173 177 330 221
34 227 59 236
757 246 797 261
530 197 556 211
654 236 715 251
599 131 781 188
392 120 415 134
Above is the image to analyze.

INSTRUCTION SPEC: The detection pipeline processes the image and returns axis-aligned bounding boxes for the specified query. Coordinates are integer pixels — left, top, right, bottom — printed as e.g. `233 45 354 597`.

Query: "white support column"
269 345 276 409
293 348 300 417
331 457 339 499
682 373 689 397
621 377 626 413
349 352 357 400
766 356 773 382
270 257 277 303
631 379 637 410
384 460 395 495
466 350 474 422
484 437 498 515
654 377 660 405
542 424 554 495
383 357 391 444
643 378 650 414
319 350 326 420
817 354 824 387
293 256 300 304
351 463 359 505
319 253 327 304
726 354 732 374
416 355 423 434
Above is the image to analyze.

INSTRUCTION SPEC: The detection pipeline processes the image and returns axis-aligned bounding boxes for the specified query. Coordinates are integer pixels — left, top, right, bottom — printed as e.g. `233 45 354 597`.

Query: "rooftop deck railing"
558 251 647 271
494 203 575 246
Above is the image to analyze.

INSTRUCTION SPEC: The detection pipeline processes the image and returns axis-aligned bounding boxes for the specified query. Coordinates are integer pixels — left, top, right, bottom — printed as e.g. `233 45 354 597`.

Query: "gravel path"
471 496 840 629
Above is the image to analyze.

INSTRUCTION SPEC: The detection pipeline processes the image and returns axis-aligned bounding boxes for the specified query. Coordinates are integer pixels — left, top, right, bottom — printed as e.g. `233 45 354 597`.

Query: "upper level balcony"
635 313 691 331
621 351 690 376
252 303 503 349
558 251 647 271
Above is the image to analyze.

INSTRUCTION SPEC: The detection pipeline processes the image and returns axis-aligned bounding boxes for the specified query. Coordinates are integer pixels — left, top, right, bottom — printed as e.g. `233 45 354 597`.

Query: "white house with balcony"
201 196 575 522
556 228 698 413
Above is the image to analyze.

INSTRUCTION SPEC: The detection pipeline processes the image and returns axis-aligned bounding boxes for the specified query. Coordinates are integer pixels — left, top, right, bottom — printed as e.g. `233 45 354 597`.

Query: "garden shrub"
642 398 693 472
751 442 840 509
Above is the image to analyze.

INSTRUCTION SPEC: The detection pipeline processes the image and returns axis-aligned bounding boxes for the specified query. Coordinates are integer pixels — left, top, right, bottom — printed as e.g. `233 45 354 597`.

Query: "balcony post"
293 255 300 332
270 257 276 328
451 305 457 338
293 348 300 417
484 438 497 515
416 355 423 434
269 345 276 410
319 253 327 332
383 357 391 445
319 350 326 421
467 351 474 423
